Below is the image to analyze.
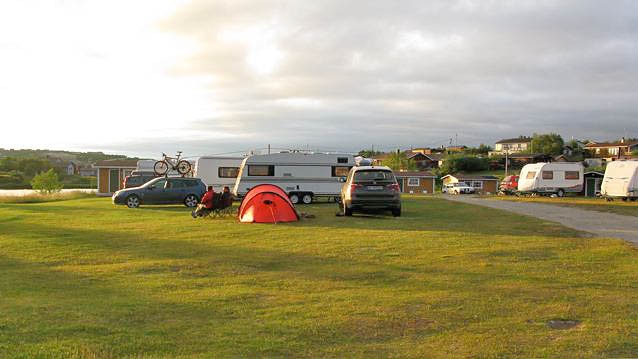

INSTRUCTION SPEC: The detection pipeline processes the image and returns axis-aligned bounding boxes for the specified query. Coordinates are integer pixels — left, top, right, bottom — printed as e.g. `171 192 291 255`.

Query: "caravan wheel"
301 194 313 204
289 194 300 204
556 189 565 197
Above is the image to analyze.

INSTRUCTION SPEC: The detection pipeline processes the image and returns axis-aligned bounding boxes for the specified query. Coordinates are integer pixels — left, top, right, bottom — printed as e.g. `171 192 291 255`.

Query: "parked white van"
233 152 354 204
518 162 584 196
601 160 638 201
194 156 243 189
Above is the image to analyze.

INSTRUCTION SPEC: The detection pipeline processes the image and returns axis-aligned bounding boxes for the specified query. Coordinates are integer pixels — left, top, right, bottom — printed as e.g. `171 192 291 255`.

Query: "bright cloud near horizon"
1 0 637 158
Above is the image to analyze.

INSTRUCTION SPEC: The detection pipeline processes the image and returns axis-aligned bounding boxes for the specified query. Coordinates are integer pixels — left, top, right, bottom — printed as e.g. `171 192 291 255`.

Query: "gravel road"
441 195 638 245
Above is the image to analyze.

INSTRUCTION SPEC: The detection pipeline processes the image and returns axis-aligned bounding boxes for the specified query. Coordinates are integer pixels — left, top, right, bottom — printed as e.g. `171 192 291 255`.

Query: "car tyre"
392 208 401 217
289 194 300 204
184 194 199 208
301 193 313 204
556 189 565 197
126 195 140 208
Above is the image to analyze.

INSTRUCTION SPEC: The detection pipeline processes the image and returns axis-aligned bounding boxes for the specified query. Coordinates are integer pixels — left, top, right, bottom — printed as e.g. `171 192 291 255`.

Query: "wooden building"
94 159 138 196
394 171 436 194
441 174 499 195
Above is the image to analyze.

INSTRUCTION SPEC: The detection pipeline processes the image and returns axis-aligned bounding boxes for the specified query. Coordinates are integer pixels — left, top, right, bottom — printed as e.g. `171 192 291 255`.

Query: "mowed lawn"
490 195 638 217
1 197 638 358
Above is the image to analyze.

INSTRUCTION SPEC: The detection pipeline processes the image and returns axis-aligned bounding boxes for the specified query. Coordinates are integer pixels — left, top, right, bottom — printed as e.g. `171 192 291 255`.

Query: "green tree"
357 149 383 158
465 144 492 155
30 169 63 194
384 151 417 171
530 133 564 156
439 154 488 175
632 148 638 157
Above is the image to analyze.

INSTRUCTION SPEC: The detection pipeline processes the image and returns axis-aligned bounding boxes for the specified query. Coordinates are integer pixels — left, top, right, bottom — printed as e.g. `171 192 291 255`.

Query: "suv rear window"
353 170 395 182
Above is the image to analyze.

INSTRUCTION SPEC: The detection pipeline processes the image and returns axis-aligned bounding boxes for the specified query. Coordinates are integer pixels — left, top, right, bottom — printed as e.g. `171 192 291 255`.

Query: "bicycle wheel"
177 160 192 175
154 161 169 176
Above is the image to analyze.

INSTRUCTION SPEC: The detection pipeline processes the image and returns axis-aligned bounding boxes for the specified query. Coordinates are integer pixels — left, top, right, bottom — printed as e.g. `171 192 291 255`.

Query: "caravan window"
542 171 554 180
565 171 580 180
332 166 351 177
337 157 349 164
526 171 536 179
248 165 274 176
218 167 239 178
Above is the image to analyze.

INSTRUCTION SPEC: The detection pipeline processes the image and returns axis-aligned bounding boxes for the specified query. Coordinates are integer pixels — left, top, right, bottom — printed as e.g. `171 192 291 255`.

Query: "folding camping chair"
208 192 235 218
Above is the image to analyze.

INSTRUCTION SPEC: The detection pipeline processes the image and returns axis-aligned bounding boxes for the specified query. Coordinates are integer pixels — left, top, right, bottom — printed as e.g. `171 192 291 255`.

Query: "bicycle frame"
161 152 182 171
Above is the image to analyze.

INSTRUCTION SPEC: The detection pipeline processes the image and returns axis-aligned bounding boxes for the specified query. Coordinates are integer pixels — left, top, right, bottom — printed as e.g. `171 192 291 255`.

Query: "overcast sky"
1 0 637 158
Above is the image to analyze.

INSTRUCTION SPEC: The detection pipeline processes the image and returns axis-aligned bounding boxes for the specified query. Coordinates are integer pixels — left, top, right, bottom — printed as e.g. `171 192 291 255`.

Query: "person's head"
207 185 213 192
223 186 230 193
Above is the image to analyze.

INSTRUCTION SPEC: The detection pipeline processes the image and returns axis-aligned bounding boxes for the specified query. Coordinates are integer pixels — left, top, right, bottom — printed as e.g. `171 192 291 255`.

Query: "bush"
30 169 63 194
61 175 96 189
0 171 28 189
439 154 489 175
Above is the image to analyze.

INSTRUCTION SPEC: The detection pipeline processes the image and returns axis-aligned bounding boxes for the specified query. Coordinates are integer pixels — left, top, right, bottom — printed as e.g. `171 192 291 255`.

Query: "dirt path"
441 195 638 245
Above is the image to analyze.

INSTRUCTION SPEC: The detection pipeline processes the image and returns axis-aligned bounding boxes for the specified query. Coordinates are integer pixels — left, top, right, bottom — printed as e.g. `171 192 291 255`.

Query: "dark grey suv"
340 166 401 217
112 177 206 208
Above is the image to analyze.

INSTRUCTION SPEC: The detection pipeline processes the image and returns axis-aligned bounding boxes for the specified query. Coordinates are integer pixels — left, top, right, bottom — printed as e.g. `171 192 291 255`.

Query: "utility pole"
505 150 509 178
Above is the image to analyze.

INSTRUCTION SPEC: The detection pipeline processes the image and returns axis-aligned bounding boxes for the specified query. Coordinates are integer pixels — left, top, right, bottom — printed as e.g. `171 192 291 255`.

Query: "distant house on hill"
78 166 97 177
445 145 467 153
66 162 78 175
374 150 446 169
490 136 532 156
585 138 638 161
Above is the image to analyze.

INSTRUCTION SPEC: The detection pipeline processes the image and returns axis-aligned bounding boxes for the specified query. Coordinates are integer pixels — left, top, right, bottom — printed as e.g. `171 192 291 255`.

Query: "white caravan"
233 152 355 204
518 162 584 196
601 160 638 201
194 156 243 189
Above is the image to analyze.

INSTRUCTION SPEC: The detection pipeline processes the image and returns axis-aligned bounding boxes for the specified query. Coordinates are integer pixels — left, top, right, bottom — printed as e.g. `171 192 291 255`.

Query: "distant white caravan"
518 162 584 196
601 160 638 201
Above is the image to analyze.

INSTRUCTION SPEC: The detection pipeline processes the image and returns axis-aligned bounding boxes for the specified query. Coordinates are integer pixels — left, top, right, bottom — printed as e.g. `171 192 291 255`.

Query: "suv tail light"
387 183 400 192
350 184 362 192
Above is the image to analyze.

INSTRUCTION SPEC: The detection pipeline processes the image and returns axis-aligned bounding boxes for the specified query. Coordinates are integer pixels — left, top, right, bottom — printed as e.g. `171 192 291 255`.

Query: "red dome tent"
238 184 300 223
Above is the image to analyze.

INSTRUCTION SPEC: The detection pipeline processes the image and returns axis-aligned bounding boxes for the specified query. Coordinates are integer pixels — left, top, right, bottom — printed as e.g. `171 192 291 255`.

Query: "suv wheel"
126 195 140 208
184 194 199 208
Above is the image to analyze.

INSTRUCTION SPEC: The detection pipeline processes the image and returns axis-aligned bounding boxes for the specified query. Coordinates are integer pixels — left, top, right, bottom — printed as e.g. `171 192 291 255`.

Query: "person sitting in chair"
191 186 214 218
220 186 232 206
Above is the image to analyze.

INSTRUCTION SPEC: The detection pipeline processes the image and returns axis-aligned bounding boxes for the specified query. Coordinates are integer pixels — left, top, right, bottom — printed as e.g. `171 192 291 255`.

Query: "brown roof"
585 140 638 148
93 159 138 168
495 136 532 144
394 171 436 178
443 174 499 181
422 153 446 161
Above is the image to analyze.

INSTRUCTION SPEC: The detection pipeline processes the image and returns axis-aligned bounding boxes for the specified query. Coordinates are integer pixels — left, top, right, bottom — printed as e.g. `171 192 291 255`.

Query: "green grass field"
490 195 638 217
1 196 638 357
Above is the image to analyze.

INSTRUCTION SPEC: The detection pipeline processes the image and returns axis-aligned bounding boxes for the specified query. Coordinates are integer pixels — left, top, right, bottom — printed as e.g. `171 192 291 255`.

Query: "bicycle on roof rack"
154 151 192 177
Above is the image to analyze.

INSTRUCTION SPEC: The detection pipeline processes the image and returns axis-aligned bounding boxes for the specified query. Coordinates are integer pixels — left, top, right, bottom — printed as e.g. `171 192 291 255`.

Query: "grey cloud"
137 0 638 157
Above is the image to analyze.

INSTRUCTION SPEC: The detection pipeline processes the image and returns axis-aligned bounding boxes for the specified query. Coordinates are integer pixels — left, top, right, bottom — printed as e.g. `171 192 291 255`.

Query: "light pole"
505 150 509 178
